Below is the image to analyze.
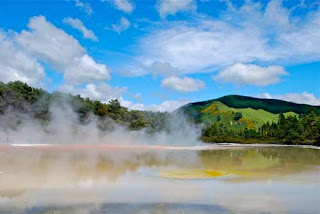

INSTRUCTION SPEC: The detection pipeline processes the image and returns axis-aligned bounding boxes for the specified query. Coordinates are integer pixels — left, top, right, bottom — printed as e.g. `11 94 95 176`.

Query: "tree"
203 124 218 137
233 112 242 121
109 99 121 112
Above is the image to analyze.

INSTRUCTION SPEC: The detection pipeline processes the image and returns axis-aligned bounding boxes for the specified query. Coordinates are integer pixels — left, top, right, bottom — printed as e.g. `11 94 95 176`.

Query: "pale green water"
0 145 319 213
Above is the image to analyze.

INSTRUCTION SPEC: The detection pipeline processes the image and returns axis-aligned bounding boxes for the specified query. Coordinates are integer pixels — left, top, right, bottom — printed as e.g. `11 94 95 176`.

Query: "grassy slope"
180 95 320 128
181 99 299 130
212 101 297 127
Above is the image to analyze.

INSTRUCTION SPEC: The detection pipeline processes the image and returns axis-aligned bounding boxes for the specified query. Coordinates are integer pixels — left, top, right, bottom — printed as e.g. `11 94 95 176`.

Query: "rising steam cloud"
0 99 202 146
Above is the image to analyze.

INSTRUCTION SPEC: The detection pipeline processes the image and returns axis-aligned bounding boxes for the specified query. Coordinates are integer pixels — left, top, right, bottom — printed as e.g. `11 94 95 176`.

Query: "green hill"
204 101 297 128
179 95 320 130
184 95 320 114
178 95 320 145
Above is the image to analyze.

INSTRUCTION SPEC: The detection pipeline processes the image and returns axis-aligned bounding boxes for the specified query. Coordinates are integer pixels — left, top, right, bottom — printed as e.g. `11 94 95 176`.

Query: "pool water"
0 145 319 213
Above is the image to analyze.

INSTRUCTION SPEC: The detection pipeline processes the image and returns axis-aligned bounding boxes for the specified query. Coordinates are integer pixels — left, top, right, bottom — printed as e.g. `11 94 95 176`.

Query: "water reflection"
200 147 320 182
0 146 319 213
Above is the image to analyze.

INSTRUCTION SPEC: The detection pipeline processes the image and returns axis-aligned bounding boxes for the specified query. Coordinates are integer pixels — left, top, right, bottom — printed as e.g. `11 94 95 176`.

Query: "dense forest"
1 81 319 146
201 110 320 145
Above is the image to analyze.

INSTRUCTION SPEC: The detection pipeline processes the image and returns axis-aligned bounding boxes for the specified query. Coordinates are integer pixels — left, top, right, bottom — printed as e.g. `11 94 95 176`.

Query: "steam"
0 98 202 146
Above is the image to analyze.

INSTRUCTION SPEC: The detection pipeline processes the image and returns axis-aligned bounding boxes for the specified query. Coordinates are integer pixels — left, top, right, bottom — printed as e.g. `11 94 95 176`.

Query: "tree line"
0 81 168 132
202 110 320 145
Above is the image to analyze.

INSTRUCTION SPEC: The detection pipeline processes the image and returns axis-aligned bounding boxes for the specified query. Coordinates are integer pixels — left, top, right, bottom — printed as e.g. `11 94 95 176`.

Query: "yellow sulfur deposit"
159 169 229 179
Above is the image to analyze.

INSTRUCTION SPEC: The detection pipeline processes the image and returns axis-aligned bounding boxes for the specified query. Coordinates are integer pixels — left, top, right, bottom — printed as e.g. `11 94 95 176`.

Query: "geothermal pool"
0 145 319 213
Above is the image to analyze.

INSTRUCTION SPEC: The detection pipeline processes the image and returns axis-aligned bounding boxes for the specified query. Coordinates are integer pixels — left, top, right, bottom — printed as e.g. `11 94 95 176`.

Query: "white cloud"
149 100 189 112
16 16 110 86
112 17 130 34
139 20 271 73
139 0 320 74
156 0 197 18
16 15 84 69
0 31 44 85
150 61 178 76
104 0 134 13
162 76 205 92
114 0 134 13
213 63 287 86
263 0 290 30
122 99 189 112
259 93 273 99
259 92 320 106
64 54 110 85
71 0 93 15
118 61 179 77
63 17 97 41
61 83 126 103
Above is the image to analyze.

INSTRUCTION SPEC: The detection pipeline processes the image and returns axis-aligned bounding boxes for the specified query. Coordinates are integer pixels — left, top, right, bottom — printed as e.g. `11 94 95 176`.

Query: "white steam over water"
0 100 202 145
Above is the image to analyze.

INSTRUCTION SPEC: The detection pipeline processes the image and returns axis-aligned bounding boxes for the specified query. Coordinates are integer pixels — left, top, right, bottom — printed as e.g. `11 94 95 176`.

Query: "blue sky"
0 0 319 111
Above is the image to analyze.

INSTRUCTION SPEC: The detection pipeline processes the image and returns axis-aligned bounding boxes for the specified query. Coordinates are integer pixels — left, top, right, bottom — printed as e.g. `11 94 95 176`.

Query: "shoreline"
0 143 319 151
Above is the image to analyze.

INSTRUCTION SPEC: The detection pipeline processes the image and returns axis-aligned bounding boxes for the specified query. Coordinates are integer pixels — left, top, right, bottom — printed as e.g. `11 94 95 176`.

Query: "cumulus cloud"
16 15 85 69
213 63 287 86
104 0 135 13
61 83 127 103
64 54 110 85
259 92 320 106
16 16 110 86
161 76 205 92
71 0 93 15
112 17 130 34
63 17 97 41
139 0 320 74
0 31 45 85
156 0 197 18
122 99 189 112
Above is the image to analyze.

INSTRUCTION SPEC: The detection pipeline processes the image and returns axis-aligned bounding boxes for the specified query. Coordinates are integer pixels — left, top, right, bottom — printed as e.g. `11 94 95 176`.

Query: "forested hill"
183 95 320 115
179 95 320 125
178 95 320 145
